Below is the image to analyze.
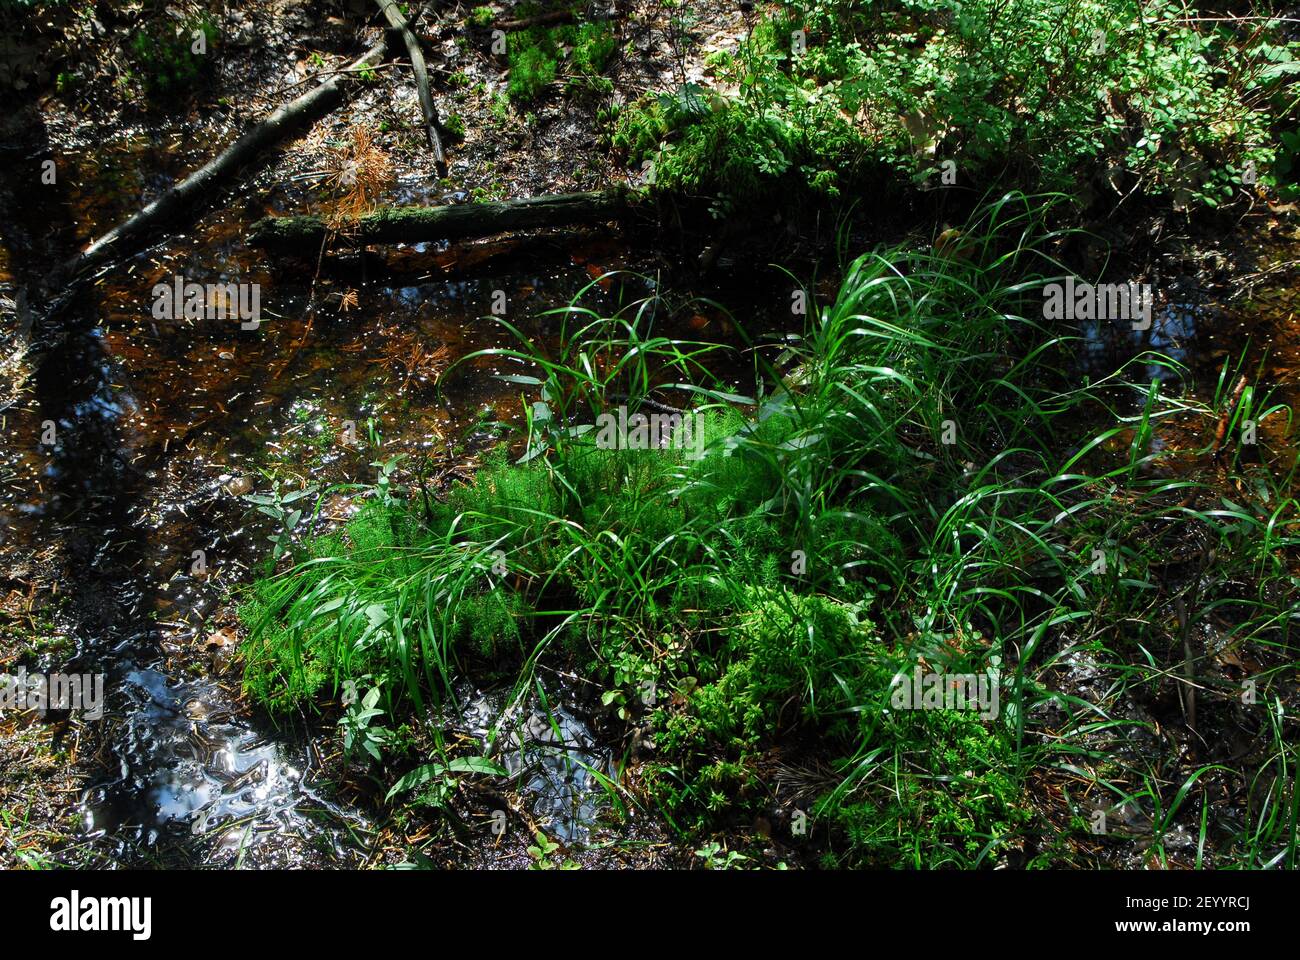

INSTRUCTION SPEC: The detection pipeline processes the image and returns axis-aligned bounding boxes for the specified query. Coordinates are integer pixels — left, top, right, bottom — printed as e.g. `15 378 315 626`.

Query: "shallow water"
50 253 650 864
448 677 615 845
0 125 667 865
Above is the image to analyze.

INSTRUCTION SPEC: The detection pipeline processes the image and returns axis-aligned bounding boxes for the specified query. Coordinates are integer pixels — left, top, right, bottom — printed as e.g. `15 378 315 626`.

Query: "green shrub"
614 0 1299 208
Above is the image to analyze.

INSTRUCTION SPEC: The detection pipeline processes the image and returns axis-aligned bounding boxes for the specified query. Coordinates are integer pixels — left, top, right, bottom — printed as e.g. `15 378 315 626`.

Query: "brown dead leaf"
205 626 237 650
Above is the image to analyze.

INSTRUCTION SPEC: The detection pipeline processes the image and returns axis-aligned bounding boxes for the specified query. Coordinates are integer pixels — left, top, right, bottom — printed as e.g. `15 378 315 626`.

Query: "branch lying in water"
53 39 390 289
248 188 640 249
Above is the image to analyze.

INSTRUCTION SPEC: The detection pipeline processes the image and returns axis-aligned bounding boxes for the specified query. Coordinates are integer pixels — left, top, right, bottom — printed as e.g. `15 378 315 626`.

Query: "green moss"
566 21 617 96
664 590 875 749
508 40 557 104
822 708 1027 868
450 590 528 660
507 17 617 104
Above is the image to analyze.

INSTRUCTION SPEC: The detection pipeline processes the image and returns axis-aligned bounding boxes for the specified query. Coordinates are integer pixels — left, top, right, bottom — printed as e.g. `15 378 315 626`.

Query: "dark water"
0 126 678 866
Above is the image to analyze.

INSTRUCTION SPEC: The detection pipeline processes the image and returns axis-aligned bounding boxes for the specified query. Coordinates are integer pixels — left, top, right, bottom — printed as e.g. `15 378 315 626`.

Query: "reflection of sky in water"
43 331 139 485
1080 302 1198 383
451 680 612 845
393 285 424 310
80 331 130 420
1142 304 1196 381
382 277 561 318
88 666 307 855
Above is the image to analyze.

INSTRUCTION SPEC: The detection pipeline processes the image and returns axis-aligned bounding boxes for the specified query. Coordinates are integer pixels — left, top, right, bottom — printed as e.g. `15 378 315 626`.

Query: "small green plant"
339 680 396 763
489 90 510 122
386 755 506 804
694 842 750 870
526 830 559 868
242 482 319 572
526 830 578 869
371 454 404 508
601 650 658 721
128 15 218 100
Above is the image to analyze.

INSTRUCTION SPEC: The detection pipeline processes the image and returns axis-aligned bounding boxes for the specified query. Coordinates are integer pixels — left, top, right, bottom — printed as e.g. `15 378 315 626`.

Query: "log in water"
248 188 638 249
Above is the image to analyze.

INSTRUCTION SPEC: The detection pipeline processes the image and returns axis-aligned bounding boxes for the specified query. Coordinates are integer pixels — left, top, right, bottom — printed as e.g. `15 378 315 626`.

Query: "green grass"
240 192 1299 867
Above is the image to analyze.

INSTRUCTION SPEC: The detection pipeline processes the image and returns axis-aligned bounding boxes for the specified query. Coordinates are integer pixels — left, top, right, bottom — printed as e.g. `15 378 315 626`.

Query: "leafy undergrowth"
502 13 618 104
608 0 1300 211
240 193 1300 868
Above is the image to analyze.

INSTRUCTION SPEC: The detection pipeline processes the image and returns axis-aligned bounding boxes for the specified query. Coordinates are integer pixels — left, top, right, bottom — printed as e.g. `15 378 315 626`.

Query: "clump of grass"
240 192 1299 867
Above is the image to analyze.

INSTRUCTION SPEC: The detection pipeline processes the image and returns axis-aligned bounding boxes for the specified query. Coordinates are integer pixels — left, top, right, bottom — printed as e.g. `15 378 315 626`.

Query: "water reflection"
449 678 614 845
1080 300 1202 383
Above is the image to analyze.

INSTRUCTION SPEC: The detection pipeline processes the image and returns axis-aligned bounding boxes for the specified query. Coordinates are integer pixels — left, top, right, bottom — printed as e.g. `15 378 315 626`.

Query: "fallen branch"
250 188 636 249
374 0 448 176
55 39 389 287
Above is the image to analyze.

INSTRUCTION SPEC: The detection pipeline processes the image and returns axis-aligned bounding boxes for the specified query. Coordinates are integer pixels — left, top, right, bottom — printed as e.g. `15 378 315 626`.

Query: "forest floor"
3 0 1300 870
